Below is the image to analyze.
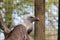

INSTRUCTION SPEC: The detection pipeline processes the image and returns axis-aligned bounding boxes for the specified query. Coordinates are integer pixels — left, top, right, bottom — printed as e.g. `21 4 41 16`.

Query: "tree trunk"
35 0 45 40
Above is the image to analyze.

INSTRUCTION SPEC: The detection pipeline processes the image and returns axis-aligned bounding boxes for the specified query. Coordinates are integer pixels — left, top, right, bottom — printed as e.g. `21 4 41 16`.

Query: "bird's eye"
30 16 33 18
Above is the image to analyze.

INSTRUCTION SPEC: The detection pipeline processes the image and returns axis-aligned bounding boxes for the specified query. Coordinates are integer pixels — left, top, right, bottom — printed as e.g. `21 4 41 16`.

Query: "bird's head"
23 14 39 23
22 14 39 34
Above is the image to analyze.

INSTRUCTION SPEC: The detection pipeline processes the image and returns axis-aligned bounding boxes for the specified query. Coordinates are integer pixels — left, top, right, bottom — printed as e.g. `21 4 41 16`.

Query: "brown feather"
5 24 30 40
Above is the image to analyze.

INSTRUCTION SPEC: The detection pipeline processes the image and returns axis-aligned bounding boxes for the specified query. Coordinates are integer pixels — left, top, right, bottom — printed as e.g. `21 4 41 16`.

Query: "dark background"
58 1 60 40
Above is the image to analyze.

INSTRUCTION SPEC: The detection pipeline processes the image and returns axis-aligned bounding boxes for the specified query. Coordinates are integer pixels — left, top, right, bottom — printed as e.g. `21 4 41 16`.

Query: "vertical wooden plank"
35 0 45 40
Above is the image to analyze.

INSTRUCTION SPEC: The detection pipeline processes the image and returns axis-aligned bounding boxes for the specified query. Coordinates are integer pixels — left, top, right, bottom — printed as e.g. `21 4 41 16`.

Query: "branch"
0 14 11 33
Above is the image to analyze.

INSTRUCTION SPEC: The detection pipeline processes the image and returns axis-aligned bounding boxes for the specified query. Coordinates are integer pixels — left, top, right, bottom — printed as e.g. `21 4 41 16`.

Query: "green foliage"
18 11 29 16
3 0 34 24
45 0 58 11
4 0 13 4
5 14 12 24
3 4 14 10
23 0 34 6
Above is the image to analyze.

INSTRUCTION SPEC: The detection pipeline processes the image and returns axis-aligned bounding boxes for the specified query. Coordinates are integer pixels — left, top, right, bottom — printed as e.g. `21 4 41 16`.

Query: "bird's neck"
21 20 33 30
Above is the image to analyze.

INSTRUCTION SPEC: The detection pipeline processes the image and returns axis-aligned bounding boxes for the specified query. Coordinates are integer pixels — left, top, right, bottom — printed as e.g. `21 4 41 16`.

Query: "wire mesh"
0 0 58 40
45 0 58 40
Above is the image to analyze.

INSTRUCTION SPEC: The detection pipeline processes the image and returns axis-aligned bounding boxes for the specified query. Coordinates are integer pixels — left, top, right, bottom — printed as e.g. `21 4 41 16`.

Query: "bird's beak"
33 17 39 21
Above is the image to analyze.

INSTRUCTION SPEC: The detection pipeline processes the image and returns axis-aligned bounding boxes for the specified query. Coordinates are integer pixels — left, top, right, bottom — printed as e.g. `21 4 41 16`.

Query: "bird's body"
5 24 30 40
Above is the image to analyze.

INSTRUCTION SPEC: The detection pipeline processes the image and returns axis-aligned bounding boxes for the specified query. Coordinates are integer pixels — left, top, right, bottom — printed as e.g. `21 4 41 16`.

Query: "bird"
5 14 39 40
21 14 39 34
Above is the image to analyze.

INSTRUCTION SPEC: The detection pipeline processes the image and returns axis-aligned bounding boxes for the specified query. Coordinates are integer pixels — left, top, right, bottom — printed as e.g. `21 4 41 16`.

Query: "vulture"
5 14 39 40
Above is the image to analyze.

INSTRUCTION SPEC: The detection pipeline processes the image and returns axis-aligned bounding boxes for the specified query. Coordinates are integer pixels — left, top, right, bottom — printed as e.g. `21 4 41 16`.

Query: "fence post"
35 0 45 40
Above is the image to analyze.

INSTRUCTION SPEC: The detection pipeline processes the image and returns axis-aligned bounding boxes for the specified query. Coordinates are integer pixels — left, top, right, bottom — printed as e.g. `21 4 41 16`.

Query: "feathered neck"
21 20 33 30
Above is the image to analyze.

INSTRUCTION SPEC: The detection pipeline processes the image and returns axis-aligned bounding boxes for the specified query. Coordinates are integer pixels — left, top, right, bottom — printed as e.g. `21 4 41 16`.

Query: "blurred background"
45 0 58 40
0 0 58 40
